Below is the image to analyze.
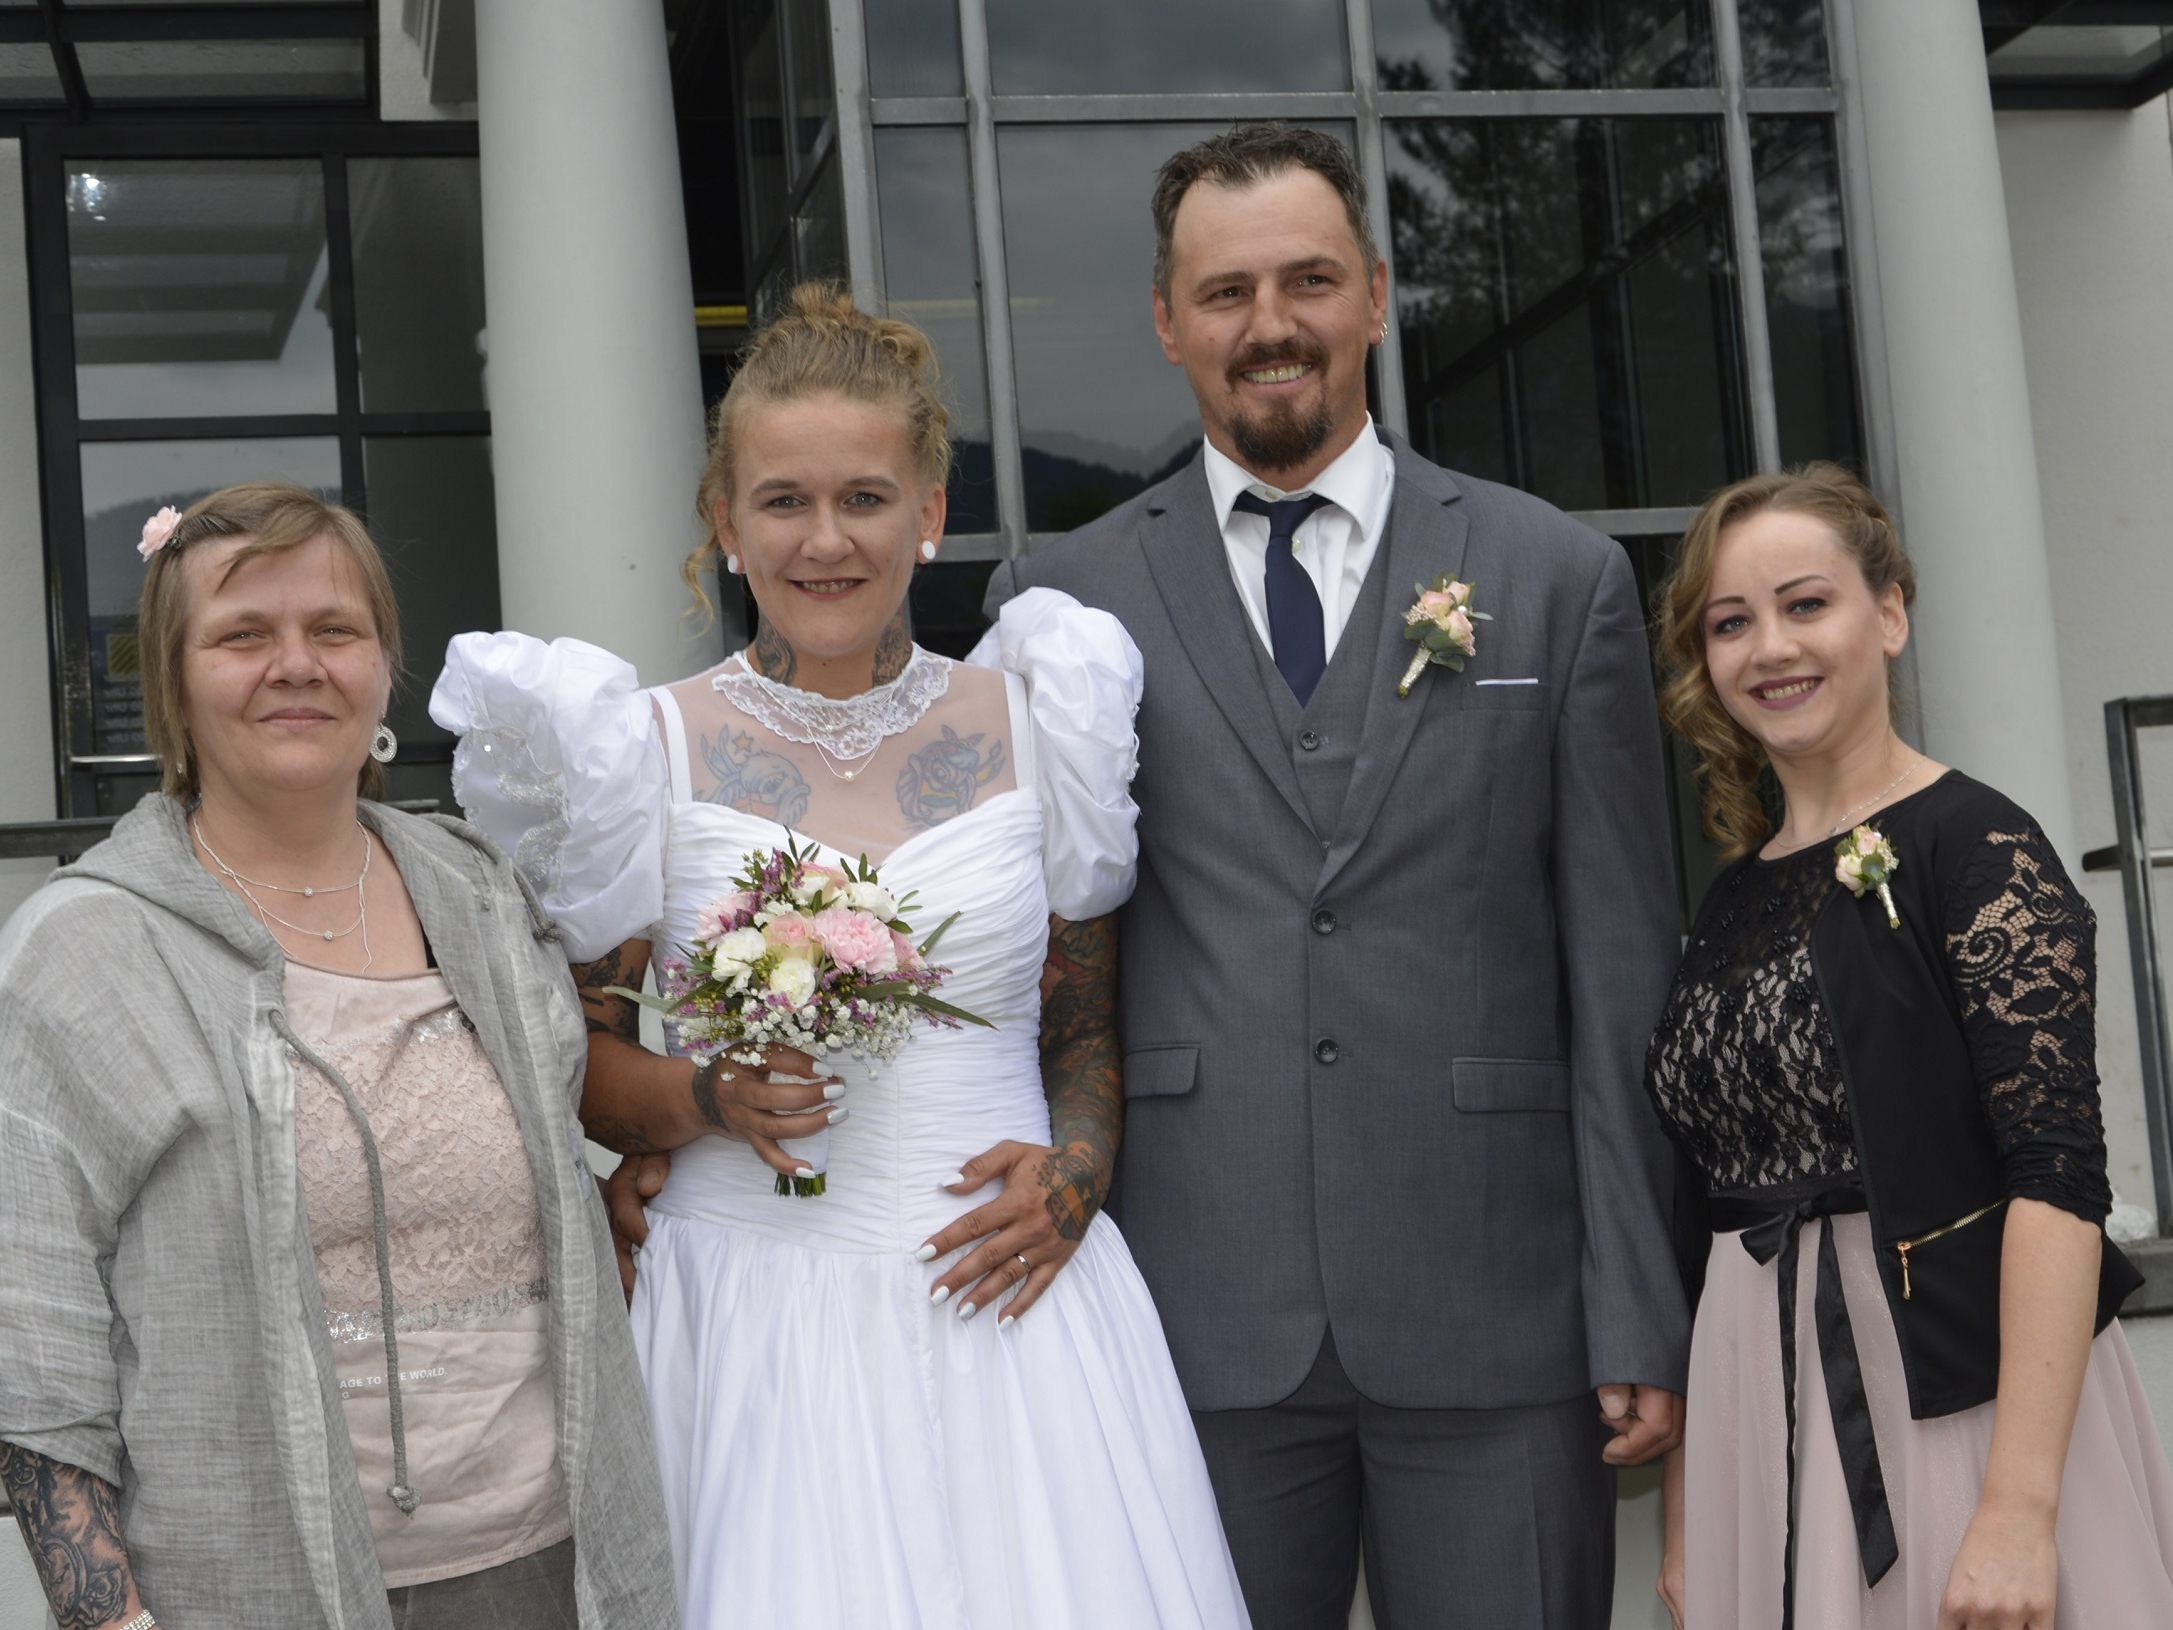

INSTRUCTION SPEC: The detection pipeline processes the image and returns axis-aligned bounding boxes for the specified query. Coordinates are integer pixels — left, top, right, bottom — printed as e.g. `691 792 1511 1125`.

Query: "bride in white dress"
430 285 1250 1630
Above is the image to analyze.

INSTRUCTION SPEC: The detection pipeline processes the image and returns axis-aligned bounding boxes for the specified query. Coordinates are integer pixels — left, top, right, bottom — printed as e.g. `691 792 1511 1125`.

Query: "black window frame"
24 117 486 816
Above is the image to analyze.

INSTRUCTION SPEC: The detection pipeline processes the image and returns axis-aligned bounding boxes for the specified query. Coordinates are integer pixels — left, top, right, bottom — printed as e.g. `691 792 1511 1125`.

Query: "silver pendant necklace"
715 647 952 779
1821 752 1923 839
194 815 376 971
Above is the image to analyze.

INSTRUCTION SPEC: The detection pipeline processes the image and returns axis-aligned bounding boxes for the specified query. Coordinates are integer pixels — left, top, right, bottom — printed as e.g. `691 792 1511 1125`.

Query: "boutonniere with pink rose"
1834 825 1901 929
1397 576 1492 697
607 835 990 1195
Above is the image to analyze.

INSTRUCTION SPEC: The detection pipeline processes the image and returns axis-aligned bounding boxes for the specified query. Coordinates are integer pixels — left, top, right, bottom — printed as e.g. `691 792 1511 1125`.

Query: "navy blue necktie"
1232 490 1333 705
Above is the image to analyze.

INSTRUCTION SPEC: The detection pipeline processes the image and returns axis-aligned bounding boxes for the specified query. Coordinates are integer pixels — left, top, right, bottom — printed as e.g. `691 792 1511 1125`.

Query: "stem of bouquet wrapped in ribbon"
606 834 991 1196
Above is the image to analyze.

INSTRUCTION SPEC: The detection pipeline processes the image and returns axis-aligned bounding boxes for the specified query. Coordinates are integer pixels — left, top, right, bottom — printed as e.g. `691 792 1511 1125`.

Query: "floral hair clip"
137 506 182 561
1834 825 1901 929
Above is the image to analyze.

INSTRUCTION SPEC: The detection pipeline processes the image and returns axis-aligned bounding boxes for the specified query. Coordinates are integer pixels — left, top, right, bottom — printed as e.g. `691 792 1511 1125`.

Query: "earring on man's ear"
371 722 398 764
919 540 938 563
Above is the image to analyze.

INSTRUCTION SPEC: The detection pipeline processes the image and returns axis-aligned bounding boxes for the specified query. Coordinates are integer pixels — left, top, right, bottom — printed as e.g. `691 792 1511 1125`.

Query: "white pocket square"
1473 677 1540 686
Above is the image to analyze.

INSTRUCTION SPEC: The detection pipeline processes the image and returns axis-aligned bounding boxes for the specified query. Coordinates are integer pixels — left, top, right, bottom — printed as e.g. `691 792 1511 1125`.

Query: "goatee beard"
1228 395 1337 475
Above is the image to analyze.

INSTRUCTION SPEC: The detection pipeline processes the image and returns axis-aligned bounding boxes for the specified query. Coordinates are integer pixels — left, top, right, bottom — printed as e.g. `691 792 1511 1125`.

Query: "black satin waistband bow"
1709 1181 1898 1630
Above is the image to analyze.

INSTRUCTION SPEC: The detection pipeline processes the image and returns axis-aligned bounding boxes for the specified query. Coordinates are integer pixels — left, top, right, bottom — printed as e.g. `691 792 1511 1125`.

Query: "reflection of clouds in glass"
1372 0 1709 92
999 125 1202 481
987 0 1346 94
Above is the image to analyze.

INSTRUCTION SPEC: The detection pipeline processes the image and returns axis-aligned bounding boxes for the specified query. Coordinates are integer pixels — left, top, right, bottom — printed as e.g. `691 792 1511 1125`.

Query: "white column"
473 0 724 682
1850 0 2077 857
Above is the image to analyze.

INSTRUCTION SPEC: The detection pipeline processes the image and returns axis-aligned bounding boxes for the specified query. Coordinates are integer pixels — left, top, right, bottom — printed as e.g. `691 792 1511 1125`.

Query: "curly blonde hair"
1655 463 1916 861
685 282 953 623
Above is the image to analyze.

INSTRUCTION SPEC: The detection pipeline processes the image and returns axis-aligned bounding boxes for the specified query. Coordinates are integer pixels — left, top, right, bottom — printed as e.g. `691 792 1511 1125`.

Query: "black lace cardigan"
1653 770 2141 1420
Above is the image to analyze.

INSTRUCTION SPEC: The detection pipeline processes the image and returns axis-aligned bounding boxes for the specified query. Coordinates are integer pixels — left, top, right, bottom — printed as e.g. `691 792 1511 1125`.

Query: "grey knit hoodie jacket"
0 795 676 1629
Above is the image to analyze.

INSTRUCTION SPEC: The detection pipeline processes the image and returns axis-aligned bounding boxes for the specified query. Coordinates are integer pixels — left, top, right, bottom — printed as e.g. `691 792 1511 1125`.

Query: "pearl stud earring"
725 553 741 575
919 540 938 563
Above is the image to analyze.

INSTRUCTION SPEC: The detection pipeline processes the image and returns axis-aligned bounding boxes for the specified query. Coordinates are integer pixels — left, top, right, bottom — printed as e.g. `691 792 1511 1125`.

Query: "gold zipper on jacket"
1893 1198 2009 1300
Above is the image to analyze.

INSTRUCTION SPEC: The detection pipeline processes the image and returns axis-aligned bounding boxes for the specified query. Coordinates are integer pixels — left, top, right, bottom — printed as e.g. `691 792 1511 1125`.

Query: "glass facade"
764 0 1876 907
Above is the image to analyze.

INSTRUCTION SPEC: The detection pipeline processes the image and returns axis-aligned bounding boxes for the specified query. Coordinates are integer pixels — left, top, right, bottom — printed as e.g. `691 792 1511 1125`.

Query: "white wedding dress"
431 589 1250 1630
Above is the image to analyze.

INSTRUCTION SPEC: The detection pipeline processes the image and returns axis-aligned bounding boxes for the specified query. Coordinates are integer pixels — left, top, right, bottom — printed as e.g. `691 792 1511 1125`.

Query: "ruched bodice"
648 790 1056 1252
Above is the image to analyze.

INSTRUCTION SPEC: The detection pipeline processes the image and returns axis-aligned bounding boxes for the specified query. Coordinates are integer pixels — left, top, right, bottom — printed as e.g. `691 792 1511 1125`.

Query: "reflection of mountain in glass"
1023 426 1199 535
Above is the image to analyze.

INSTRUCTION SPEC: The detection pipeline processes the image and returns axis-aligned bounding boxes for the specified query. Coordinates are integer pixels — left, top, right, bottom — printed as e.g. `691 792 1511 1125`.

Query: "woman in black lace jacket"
1644 463 2173 1630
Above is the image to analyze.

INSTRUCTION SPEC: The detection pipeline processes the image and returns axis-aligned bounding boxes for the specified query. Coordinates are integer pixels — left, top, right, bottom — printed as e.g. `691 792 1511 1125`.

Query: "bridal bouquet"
611 836 987 1194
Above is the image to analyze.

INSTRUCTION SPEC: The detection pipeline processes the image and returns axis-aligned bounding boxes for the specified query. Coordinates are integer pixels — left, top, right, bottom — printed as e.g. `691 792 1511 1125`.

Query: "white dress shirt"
1201 415 1396 661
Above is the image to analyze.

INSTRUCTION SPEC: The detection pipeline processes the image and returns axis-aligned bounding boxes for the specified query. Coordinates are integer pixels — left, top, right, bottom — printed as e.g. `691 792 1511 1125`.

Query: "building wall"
1997 99 2173 1216
0 141 58 927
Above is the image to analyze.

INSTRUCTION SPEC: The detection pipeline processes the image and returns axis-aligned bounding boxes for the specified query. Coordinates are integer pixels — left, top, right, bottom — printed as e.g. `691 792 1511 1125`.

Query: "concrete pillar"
1850 0 2078 857
473 0 722 682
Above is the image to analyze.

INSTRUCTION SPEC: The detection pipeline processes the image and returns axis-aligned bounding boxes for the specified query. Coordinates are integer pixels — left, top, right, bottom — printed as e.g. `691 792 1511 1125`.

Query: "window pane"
1389 118 1746 511
785 0 835 180
68 159 337 420
876 128 996 534
79 436 341 750
739 0 788 262
351 157 487 414
794 150 847 282
1738 0 1829 86
1373 0 1711 90
363 437 501 757
865 0 962 97
1752 119 1861 472
74 39 365 102
0 43 63 103
1615 530 1723 929
991 0 1347 94
998 125 1234 533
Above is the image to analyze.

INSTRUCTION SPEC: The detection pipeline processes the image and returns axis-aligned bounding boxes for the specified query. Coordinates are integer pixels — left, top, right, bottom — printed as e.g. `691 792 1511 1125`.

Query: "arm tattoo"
702 729 813 827
571 942 643 1040
0 1444 138 1630
748 619 798 685
689 1056 735 1135
1036 914 1123 1242
581 1114 665 1155
896 726 1006 830
871 606 913 685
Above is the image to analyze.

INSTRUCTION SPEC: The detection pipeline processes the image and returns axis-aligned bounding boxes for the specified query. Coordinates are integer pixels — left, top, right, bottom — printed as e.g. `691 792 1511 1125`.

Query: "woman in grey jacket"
0 484 676 1630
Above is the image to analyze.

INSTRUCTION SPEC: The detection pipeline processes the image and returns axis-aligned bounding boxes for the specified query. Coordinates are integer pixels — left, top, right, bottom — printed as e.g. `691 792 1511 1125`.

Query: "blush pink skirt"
1685 1212 2173 1629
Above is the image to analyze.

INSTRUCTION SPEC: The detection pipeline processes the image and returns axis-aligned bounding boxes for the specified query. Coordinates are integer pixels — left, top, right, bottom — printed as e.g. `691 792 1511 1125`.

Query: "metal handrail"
0 801 445 865
2103 696 2173 1237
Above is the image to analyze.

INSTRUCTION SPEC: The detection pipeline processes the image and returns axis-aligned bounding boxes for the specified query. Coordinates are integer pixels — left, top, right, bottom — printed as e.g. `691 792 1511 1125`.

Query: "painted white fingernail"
795 1165 816 1178
958 1301 978 1322
822 1082 846 1101
939 1171 964 1189
930 1284 951 1306
998 1314 1015 1332
913 1243 937 1262
827 1106 850 1125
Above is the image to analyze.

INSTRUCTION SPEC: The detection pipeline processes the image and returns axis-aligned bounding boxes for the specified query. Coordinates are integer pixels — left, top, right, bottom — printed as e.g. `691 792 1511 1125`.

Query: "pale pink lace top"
285 960 572 1587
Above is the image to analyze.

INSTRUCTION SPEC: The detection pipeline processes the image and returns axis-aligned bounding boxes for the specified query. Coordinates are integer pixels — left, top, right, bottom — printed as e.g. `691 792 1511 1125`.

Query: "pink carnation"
812 906 899 975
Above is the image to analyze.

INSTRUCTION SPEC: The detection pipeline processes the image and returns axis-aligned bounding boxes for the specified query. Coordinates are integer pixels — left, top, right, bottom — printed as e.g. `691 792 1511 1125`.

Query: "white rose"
766 958 818 1008
846 881 897 921
717 927 769 967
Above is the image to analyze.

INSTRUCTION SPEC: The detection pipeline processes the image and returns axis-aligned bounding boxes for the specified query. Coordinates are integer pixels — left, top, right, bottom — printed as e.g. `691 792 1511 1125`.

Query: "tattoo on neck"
750 620 798 685
871 608 913 686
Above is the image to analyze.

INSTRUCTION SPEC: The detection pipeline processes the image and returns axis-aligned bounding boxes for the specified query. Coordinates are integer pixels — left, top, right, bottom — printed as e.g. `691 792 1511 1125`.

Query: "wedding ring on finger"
1015 1253 1032 1273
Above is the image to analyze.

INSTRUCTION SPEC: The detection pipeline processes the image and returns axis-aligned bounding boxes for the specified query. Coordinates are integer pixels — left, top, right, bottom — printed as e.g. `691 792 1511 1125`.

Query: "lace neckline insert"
712 646 953 760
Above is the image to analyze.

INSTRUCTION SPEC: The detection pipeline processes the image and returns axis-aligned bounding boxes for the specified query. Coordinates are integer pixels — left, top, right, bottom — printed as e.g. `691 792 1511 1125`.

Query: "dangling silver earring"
918 540 938 563
371 722 398 764
725 553 741 575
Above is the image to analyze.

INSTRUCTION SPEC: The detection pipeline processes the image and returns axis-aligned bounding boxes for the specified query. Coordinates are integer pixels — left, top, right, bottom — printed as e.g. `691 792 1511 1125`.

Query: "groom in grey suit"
984 126 1690 1629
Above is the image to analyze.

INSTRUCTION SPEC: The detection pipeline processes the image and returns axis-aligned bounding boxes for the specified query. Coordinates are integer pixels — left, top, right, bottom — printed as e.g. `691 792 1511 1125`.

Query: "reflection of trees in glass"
1738 0 1829 86
1751 119 1861 471
1385 111 1746 509
1371 0 1710 92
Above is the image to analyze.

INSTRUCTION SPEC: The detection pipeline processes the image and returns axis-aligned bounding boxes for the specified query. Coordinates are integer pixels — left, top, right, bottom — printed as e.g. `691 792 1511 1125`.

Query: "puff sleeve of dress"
966 587 1144 921
429 632 667 963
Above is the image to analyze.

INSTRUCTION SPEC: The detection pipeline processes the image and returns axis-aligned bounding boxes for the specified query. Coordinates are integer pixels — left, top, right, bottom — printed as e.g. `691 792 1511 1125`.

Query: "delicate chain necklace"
193 815 375 971
1821 752 1923 839
715 647 952 782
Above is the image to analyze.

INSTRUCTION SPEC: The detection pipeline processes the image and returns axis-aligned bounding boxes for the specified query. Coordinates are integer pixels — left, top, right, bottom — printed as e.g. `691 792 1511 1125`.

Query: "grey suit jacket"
986 429 1691 1413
